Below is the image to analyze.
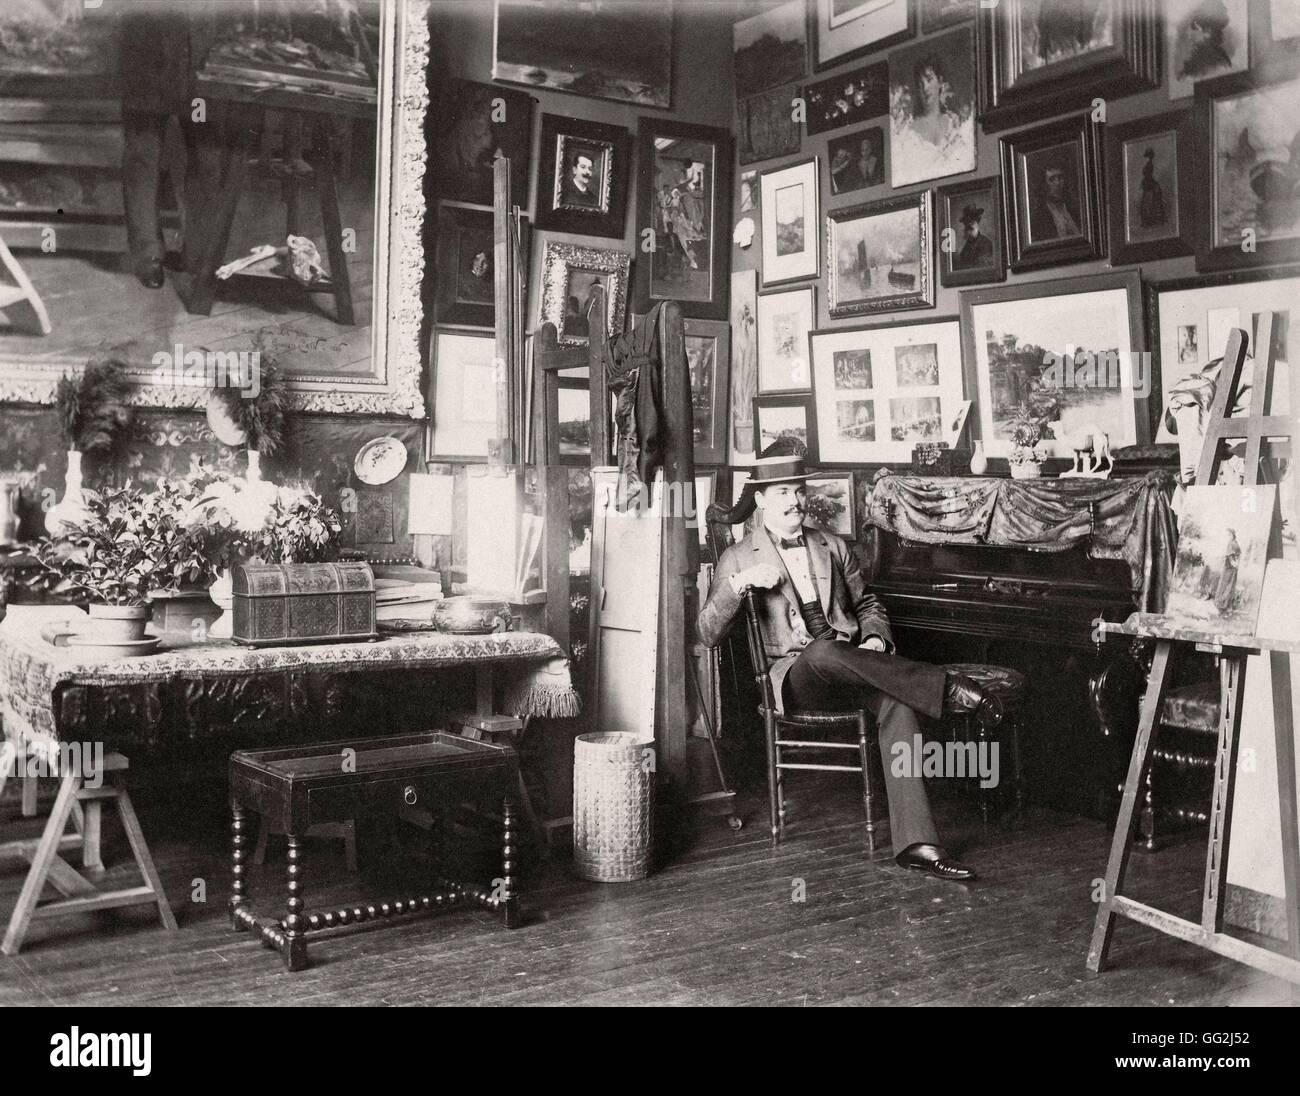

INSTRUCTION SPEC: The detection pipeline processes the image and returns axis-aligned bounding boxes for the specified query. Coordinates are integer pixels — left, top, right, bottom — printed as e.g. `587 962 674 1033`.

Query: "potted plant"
37 482 208 647
47 356 134 534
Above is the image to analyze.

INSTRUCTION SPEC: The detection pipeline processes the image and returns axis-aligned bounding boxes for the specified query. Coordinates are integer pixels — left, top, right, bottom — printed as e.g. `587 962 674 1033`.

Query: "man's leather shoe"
943 672 1003 726
895 843 976 881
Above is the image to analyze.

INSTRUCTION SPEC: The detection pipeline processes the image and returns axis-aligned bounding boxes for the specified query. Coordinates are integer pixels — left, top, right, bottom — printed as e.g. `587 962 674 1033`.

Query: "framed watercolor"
809 317 964 465
887 27 977 188
1000 113 1105 273
753 393 818 462
759 158 820 287
734 0 808 99
802 61 889 136
430 330 498 461
684 318 731 465
975 0 1160 132
827 126 885 196
1104 111 1195 266
1194 71 1300 272
633 118 732 319
805 473 857 540
540 240 631 348
826 191 934 317
921 0 976 34
959 271 1148 460
436 79 534 208
811 0 915 73
535 114 632 239
434 203 531 329
1144 267 1300 443
737 84 803 166
730 270 760 465
1168 0 1250 99
492 0 673 109
936 176 1005 287
757 285 815 394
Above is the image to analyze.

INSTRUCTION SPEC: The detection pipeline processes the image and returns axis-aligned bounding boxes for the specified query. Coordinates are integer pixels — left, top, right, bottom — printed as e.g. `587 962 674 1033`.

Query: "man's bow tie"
779 535 805 549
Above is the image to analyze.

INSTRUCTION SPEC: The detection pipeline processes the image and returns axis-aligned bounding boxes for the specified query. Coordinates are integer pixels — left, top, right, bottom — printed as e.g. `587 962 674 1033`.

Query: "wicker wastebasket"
572 732 654 882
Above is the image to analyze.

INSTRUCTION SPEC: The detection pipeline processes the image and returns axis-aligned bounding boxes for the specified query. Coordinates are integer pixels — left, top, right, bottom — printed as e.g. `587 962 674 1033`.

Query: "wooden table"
229 731 521 971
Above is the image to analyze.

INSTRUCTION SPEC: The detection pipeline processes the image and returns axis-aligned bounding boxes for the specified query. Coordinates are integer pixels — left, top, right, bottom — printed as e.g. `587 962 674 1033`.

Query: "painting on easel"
1166 485 1277 635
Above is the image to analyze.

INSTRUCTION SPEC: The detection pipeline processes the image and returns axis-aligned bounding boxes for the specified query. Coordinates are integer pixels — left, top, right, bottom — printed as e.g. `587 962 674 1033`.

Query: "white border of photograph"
810 318 963 464
759 158 820 287
813 0 911 69
431 330 498 459
757 286 816 394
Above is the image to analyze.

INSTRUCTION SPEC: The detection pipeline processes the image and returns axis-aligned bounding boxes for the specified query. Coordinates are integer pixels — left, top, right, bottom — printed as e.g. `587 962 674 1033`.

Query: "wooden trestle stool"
0 746 176 955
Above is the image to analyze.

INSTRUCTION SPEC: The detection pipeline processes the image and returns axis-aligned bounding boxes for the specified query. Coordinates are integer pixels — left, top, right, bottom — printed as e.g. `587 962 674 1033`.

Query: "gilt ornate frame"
0 0 430 419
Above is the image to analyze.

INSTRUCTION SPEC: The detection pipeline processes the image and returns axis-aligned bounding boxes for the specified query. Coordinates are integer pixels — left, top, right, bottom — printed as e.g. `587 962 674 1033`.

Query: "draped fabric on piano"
865 471 1178 614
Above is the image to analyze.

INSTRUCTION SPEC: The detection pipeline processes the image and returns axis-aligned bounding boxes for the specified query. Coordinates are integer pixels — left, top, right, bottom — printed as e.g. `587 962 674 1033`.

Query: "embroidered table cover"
0 614 577 752
866 471 1178 613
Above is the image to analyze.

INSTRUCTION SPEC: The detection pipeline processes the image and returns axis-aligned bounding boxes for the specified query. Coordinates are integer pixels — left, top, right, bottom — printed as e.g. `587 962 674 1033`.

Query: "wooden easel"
1087 320 1300 985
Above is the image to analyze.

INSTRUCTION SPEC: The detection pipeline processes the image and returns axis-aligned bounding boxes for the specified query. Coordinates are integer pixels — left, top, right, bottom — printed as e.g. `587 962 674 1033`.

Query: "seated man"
698 454 993 881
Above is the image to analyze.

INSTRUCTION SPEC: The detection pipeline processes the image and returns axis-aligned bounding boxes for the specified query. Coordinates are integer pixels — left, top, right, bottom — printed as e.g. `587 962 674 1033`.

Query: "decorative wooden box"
910 444 972 476
232 562 377 647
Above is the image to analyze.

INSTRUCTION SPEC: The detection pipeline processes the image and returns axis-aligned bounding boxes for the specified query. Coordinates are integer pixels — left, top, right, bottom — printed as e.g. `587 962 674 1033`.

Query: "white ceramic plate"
354 436 408 485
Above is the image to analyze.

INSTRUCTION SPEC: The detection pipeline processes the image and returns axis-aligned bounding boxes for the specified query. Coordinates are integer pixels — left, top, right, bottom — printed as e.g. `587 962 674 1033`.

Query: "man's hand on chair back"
730 563 782 595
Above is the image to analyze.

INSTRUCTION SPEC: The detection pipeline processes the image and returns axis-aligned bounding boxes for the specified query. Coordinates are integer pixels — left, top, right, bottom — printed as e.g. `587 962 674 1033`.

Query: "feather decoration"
54 356 134 454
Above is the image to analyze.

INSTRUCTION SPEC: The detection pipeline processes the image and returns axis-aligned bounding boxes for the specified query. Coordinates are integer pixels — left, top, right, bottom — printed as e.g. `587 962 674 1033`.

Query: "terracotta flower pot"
87 603 151 642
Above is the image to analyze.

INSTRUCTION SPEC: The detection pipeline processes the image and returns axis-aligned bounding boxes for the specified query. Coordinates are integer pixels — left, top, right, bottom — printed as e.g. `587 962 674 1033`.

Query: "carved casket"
232 562 377 647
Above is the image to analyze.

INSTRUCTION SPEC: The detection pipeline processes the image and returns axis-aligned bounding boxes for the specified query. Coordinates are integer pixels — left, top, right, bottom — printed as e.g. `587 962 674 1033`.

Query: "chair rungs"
775 738 860 749
776 762 865 773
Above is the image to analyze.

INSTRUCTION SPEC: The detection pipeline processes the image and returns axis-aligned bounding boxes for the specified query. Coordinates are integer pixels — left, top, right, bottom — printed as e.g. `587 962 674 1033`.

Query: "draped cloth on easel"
866 471 1179 613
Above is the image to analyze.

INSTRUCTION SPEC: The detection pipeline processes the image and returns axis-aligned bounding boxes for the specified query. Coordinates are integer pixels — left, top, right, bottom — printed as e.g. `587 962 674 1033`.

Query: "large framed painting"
536 114 632 239
1194 72 1300 272
434 203 531 329
802 61 889 136
826 191 934 317
960 271 1148 460
888 27 976 188
633 119 731 320
492 0 673 109
1145 267 1300 442
1167 0 1250 99
975 0 1161 132
734 0 808 99
729 270 759 466
1000 113 1106 272
936 176 1005 287
811 0 915 73
759 158 820 287
684 318 731 466
757 286 816 394
540 241 631 348
737 84 803 166
0 0 430 417
809 317 964 465
1105 111 1196 266
430 330 498 461
827 126 885 196
435 78 534 207
753 393 818 462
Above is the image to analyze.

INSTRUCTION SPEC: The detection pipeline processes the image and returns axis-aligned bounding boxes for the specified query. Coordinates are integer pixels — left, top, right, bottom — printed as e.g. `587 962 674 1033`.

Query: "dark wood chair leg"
856 712 876 852
501 797 521 928
977 718 992 826
763 711 780 847
230 800 250 930
283 833 308 971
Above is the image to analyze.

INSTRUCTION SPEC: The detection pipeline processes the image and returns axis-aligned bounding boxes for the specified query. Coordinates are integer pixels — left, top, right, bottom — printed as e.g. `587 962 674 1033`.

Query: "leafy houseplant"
48 357 134 535
37 482 208 646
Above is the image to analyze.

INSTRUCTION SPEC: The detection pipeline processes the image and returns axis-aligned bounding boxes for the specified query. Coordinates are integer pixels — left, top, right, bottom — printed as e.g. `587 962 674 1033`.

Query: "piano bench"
1135 681 1219 852
941 662 1029 823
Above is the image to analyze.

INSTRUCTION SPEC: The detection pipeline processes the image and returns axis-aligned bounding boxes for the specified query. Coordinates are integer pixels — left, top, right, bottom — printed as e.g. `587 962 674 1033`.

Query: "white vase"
969 440 988 476
208 568 234 640
45 449 91 535
247 449 262 483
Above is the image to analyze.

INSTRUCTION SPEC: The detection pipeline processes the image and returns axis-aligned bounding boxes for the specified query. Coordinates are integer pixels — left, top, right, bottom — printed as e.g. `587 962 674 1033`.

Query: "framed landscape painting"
826 191 934 317
634 119 731 319
753 393 818 461
734 0 807 99
960 271 1147 460
759 158 819 286
809 317 964 464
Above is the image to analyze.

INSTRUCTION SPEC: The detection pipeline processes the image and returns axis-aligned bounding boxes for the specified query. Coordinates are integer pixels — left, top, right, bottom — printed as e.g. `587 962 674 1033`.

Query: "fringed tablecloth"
0 609 578 754
866 471 1178 613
